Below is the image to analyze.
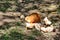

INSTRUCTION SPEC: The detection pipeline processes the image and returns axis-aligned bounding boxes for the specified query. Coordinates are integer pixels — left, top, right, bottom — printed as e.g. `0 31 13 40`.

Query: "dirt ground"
0 0 60 40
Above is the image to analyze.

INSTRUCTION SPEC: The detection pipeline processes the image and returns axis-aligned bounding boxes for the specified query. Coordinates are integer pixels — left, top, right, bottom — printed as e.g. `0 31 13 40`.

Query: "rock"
3 12 13 16
48 14 60 22
3 19 16 23
21 9 26 12
24 3 33 9
53 22 60 29
51 12 58 14
0 30 6 36
0 21 4 26
0 12 4 15
0 15 4 20
20 15 25 19
40 7 48 12
39 4 59 12
7 5 17 12
18 0 23 2
39 4 49 12
40 13 47 18
43 0 56 3
28 9 40 14
48 14 58 18
47 4 58 11
0 12 21 17
12 12 21 17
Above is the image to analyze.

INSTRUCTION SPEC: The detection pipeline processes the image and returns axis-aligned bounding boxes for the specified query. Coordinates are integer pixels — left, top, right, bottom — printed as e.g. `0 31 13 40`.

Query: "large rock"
24 3 33 9
39 4 59 12
48 13 60 23
0 21 4 26
28 10 40 14
47 4 59 11
43 0 58 3
0 15 4 20
4 12 21 17
3 19 16 23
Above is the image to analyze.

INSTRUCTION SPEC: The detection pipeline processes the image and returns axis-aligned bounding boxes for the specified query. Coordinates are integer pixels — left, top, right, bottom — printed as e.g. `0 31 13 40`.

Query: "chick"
43 17 52 25
41 25 54 32
25 13 41 23
25 13 41 30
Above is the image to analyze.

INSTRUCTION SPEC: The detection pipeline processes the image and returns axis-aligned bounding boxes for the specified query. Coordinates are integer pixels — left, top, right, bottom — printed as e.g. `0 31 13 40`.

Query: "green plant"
0 2 11 12
0 31 36 40
0 23 11 30
31 29 42 36
57 6 60 13
16 22 21 26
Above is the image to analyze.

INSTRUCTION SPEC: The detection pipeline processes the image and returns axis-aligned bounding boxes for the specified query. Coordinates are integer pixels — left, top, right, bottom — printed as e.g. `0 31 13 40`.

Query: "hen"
25 13 41 29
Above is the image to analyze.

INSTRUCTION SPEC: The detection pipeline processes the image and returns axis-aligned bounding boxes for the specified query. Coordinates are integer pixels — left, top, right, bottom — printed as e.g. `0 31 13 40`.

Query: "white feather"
35 23 41 31
41 25 54 32
44 17 52 25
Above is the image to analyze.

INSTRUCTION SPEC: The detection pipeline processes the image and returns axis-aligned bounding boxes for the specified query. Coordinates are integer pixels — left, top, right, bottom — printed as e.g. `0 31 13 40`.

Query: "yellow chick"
25 13 41 29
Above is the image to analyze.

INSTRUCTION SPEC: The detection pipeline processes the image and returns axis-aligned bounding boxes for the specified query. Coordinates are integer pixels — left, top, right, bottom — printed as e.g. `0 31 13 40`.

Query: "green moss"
0 2 11 12
57 6 60 13
31 29 42 36
16 22 21 26
0 31 36 40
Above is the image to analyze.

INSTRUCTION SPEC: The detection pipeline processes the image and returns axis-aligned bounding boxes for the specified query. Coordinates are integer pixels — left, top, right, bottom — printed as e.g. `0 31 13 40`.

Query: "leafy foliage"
57 6 60 13
0 2 11 12
0 31 36 40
